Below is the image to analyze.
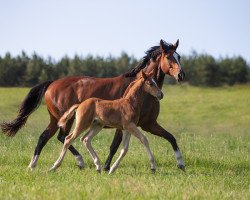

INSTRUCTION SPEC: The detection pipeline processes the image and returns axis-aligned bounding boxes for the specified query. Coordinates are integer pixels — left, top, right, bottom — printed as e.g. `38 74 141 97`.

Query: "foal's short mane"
122 79 138 98
124 40 173 77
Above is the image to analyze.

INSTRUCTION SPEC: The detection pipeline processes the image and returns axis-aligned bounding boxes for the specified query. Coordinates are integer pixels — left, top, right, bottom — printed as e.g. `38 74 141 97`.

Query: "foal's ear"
140 70 147 80
147 70 155 78
173 39 179 50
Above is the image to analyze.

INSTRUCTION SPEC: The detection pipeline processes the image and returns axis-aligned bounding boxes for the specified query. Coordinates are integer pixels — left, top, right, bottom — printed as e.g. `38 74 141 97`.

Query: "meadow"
0 85 249 200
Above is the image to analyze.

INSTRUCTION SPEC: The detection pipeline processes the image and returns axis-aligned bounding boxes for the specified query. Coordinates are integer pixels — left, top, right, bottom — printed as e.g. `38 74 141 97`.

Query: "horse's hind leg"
57 117 84 169
28 116 58 170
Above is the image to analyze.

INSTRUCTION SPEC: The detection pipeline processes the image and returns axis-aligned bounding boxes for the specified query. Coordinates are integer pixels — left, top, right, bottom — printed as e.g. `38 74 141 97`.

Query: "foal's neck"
124 80 146 110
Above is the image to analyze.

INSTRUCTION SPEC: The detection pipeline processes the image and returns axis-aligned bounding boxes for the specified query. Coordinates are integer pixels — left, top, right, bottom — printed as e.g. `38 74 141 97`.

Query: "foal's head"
140 71 164 100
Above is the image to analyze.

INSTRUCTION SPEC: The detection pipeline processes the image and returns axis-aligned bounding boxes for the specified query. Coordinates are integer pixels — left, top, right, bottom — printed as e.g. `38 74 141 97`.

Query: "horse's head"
140 70 164 100
124 39 185 82
157 39 185 82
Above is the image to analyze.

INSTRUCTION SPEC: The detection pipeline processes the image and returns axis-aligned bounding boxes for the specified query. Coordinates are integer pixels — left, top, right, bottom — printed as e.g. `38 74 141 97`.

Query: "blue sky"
1 0 250 62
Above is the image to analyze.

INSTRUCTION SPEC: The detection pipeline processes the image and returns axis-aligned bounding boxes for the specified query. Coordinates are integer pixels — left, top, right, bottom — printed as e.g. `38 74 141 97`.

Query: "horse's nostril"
178 71 185 81
157 92 164 100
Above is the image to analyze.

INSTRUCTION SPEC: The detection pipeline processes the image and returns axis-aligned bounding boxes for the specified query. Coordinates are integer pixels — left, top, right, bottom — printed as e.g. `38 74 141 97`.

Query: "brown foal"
50 71 164 173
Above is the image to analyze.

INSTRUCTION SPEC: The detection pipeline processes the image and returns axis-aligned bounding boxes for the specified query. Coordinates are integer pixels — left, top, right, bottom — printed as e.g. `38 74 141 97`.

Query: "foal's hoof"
49 167 57 172
27 166 35 172
177 164 185 172
151 168 156 173
96 169 101 173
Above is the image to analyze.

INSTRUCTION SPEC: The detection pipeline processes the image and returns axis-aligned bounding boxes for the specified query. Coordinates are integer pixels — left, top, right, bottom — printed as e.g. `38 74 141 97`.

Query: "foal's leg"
28 115 58 170
50 130 79 171
127 124 156 171
109 132 131 174
57 117 84 169
103 129 123 171
142 122 185 171
80 124 103 172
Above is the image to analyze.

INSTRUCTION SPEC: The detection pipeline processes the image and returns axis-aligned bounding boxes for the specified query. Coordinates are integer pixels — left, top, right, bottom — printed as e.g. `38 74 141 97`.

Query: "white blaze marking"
173 52 182 69
151 78 158 87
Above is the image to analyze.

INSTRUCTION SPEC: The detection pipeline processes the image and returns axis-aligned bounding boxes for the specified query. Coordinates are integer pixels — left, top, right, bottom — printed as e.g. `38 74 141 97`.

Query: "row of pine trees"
0 51 249 87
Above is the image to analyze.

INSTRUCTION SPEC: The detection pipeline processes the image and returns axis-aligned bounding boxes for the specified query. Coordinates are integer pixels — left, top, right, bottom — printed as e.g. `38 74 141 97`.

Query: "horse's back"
44 75 127 120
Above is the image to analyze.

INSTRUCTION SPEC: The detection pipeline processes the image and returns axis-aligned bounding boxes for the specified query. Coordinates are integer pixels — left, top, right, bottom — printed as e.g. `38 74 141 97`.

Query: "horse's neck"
141 61 166 89
124 80 145 110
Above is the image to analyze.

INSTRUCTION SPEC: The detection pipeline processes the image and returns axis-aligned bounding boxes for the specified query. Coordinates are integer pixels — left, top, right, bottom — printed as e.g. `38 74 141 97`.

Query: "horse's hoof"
77 165 84 170
96 169 101 173
177 164 185 172
103 165 110 172
76 155 84 170
151 168 156 173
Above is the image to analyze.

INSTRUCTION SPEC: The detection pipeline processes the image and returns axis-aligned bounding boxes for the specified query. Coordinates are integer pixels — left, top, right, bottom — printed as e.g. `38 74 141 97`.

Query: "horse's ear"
160 39 165 51
173 39 179 50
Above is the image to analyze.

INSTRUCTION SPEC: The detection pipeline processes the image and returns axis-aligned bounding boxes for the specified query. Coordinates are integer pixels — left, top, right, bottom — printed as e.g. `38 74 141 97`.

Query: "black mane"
124 40 173 77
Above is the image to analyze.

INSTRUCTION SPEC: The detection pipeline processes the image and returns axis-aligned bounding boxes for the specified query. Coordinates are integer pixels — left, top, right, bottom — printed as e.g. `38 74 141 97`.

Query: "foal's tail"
58 104 80 128
0 81 53 137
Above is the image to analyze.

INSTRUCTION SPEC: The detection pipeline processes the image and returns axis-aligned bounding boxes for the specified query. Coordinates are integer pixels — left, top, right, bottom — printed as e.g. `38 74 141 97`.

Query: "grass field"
0 85 249 200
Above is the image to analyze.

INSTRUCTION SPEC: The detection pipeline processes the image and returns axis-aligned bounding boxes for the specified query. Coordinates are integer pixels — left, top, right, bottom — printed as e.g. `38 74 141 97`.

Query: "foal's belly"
94 116 124 130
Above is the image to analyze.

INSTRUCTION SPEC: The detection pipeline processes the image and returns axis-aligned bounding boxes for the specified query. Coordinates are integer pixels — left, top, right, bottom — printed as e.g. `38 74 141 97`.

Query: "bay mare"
50 71 163 173
1 39 185 171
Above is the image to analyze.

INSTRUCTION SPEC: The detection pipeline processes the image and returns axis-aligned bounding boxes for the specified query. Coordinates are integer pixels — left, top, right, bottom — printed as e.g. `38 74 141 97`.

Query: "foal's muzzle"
157 91 164 100
178 70 185 82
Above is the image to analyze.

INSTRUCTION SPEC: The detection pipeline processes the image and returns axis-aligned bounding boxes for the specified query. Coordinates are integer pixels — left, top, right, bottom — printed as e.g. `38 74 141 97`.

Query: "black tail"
1 81 53 137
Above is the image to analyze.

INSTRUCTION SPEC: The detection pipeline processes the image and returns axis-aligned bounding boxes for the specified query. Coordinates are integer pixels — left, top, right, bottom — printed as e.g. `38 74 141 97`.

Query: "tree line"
0 51 249 87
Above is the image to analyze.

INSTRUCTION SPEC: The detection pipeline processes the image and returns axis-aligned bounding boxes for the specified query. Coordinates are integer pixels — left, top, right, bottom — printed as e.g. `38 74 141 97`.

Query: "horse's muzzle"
157 91 164 100
178 70 185 82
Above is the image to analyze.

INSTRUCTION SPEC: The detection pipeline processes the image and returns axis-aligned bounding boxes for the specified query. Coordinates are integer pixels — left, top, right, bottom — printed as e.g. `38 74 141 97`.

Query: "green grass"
0 85 249 200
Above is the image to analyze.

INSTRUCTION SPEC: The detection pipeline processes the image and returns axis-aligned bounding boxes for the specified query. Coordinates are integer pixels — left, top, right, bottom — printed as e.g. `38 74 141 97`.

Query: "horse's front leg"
142 121 185 171
103 129 123 171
